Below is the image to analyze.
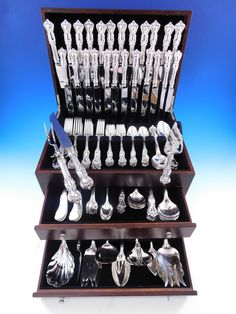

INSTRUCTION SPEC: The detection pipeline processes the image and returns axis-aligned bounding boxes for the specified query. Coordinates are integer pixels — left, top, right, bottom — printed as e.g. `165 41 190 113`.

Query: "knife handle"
112 49 120 87
69 49 80 87
152 50 162 87
140 21 150 65
121 49 129 86
117 19 127 51
43 19 60 64
83 49 90 87
163 22 175 53
169 51 182 88
128 21 138 63
67 147 94 190
149 20 160 50
73 20 84 63
144 49 154 85
173 21 185 52
61 20 72 62
85 19 94 50
55 150 82 203
96 21 106 63
163 51 173 88
91 49 99 86
132 50 140 87
103 50 111 87
58 48 69 86
107 20 116 51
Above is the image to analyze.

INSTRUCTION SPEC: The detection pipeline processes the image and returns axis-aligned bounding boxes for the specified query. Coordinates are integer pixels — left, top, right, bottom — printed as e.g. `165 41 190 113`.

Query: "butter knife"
120 49 129 114
91 48 102 113
130 49 140 114
83 49 93 114
103 49 112 112
111 49 120 114
160 50 173 111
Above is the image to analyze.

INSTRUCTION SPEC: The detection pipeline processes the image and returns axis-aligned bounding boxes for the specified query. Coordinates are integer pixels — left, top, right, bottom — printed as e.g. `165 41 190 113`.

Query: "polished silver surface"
128 21 139 64
138 126 149 167
117 188 127 214
112 243 131 286
84 19 94 50
86 187 98 215
54 189 68 222
147 241 158 276
81 119 93 169
158 189 180 221
128 188 146 209
61 20 72 61
106 20 116 51
160 50 173 110
105 124 116 167
117 19 127 52
130 50 140 113
116 124 127 167
96 21 106 63
146 188 158 221
156 239 186 287
126 239 153 266
127 126 138 167
103 49 112 112
96 240 119 264
120 49 129 114
100 188 113 221
91 119 105 169
43 19 59 64
149 125 167 169
173 21 185 53
73 20 84 63
140 21 151 65
69 197 83 221
149 20 161 50
141 49 154 116
80 241 100 287
46 234 75 287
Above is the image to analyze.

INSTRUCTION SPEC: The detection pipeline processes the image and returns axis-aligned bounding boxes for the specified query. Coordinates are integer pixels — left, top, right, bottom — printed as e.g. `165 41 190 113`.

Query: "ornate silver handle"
173 21 185 52
152 50 162 87
107 20 116 50
112 49 120 87
91 48 99 87
83 49 90 87
144 49 154 85
91 137 102 169
61 20 72 62
141 139 149 167
163 51 173 88
169 51 182 88
103 49 111 87
43 19 60 64
118 138 127 167
69 49 80 87
121 49 129 87
129 137 137 167
132 50 140 87
58 48 69 88
73 20 84 63
96 21 106 63
81 136 91 169
105 137 114 167
117 19 127 51
66 147 94 190
85 19 94 50
55 150 82 203
163 22 175 53
149 20 160 50
128 21 138 64
140 21 150 65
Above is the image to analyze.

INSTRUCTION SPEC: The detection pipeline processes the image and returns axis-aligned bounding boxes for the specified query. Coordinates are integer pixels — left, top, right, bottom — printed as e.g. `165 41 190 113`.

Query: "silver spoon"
96 240 119 264
138 126 149 167
156 239 186 287
149 125 166 169
112 243 131 286
100 187 113 221
127 126 138 167
126 239 153 266
158 189 180 221
86 187 98 215
146 188 158 221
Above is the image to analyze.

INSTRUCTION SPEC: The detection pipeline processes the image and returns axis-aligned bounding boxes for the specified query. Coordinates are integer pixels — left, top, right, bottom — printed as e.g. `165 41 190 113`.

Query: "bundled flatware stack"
43 18 184 118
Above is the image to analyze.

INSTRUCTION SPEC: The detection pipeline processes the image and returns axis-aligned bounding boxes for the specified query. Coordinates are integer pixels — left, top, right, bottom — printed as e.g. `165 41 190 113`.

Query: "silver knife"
173 21 185 52
73 20 84 64
160 50 173 110
50 113 94 190
165 50 182 112
149 50 162 114
140 21 151 65
69 49 84 114
111 49 120 114
120 49 129 114
43 19 60 64
103 49 112 112
130 49 140 114
91 48 102 113
160 22 175 78
140 48 154 116
83 49 93 113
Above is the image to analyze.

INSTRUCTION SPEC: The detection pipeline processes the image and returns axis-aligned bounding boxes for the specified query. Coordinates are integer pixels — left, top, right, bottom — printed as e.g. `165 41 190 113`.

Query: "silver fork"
116 124 127 167
81 119 94 169
91 119 105 169
105 124 116 167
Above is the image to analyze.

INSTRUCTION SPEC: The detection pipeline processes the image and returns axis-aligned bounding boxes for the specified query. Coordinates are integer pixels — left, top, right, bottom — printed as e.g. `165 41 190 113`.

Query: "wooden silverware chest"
33 8 197 298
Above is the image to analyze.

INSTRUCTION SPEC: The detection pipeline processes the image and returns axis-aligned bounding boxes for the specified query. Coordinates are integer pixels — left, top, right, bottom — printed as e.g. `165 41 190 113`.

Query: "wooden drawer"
33 238 197 297
35 186 196 240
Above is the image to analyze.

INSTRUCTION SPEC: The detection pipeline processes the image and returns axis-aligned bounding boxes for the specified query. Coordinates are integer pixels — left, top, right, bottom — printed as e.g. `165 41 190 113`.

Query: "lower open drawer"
33 238 197 297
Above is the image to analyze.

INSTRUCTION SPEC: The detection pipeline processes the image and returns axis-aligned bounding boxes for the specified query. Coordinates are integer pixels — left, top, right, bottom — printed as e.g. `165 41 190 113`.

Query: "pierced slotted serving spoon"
112 243 131 286
156 239 186 287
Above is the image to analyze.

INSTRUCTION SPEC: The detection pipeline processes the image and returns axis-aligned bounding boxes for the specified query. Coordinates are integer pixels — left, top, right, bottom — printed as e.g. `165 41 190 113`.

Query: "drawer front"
33 238 197 297
35 186 196 240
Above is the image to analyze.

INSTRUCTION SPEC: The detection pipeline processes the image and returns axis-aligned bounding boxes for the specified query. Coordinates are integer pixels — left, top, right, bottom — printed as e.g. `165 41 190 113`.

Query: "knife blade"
140 48 154 116
159 50 173 111
83 49 93 114
50 113 94 190
120 49 129 114
149 50 162 114
69 49 85 114
130 50 140 114
103 49 112 112
165 50 182 112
